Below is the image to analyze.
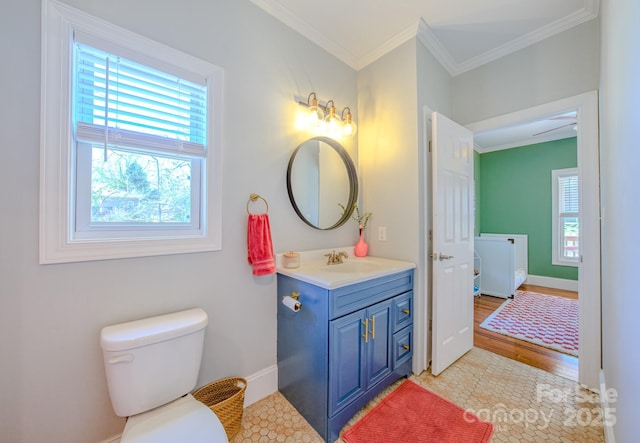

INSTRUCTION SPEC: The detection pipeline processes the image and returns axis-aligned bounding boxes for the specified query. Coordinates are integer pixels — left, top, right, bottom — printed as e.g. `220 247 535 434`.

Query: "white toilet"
100 308 228 443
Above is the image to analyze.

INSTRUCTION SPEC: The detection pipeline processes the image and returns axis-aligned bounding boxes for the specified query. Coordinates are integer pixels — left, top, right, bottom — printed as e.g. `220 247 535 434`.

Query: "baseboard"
526 275 578 291
244 364 278 407
599 370 616 443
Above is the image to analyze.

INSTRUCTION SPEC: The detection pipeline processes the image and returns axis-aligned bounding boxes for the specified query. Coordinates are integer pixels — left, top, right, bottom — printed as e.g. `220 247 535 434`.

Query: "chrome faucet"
325 250 348 265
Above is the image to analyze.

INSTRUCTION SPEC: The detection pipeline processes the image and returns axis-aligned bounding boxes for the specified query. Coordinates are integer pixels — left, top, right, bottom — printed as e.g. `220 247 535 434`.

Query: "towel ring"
247 193 269 214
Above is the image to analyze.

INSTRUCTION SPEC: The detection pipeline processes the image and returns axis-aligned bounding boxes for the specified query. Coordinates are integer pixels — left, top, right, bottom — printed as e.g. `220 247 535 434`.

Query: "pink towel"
247 213 276 276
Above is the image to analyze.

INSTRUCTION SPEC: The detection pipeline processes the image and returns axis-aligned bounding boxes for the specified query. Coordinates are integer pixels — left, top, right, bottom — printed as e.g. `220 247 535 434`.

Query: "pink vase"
354 231 368 257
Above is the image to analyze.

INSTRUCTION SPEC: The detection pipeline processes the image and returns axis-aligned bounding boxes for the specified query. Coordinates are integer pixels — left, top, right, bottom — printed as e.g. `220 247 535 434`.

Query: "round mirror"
286 136 358 230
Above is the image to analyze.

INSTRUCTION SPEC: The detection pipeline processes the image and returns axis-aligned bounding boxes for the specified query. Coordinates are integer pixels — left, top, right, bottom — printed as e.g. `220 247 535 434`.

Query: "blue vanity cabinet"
328 297 392 416
277 269 414 442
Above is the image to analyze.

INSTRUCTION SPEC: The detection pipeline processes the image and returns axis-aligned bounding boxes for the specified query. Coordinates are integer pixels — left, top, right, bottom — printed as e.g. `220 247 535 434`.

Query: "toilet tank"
100 308 208 417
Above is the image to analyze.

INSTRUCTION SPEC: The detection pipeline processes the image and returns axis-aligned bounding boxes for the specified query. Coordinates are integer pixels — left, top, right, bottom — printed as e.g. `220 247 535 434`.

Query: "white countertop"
276 247 416 289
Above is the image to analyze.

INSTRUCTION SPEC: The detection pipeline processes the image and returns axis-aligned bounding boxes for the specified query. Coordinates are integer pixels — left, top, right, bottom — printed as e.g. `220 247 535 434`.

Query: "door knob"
438 253 454 261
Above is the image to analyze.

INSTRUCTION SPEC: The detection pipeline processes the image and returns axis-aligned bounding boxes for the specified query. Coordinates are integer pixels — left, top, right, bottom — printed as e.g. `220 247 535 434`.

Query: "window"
40 0 223 263
72 42 205 238
552 168 579 267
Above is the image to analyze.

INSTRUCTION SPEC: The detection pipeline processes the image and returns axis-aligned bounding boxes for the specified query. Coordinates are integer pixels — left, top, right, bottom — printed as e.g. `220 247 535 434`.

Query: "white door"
431 112 475 376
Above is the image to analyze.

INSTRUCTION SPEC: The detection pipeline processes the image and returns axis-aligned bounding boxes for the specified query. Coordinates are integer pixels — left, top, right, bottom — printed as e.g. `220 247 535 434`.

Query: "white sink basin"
277 253 415 289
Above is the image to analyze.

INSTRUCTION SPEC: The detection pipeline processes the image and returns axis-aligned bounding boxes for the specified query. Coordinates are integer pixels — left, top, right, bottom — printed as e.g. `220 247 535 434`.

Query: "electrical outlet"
378 226 387 241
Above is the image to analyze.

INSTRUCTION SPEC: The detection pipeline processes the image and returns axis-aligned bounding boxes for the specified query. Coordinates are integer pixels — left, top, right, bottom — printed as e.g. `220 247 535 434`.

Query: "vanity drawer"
392 291 413 333
329 270 413 319
392 326 413 369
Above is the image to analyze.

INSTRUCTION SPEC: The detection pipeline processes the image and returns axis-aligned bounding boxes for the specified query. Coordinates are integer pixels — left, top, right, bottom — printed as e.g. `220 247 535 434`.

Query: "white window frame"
40 0 223 263
551 167 579 267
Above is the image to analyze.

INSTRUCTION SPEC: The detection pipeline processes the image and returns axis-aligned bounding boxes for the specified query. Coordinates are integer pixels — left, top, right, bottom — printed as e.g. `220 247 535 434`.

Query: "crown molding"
418 0 600 77
249 0 358 69
453 1 600 75
252 0 599 75
356 21 420 70
416 18 458 75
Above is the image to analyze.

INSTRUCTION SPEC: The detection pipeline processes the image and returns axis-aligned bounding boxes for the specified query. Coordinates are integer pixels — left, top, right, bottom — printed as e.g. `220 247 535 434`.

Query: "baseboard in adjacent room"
526 274 579 292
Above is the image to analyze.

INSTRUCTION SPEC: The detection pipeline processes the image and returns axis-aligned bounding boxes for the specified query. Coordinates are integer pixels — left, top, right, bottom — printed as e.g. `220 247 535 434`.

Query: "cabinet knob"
402 309 410 315
402 344 410 350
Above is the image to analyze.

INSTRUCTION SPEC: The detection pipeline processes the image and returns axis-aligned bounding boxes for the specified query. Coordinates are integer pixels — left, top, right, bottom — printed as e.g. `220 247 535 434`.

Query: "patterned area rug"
342 380 493 443
480 291 579 356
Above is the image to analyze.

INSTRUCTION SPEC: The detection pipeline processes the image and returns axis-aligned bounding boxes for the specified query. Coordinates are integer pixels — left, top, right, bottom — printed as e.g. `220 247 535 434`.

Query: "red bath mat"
342 380 493 443
480 290 579 356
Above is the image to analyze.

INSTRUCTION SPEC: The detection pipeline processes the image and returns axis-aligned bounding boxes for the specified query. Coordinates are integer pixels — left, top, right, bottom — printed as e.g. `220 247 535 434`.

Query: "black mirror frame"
286 136 358 230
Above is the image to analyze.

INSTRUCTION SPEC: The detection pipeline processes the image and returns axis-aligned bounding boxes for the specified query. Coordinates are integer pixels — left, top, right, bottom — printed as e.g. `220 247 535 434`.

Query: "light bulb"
306 93 324 131
342 108 357 137
324 100 342 138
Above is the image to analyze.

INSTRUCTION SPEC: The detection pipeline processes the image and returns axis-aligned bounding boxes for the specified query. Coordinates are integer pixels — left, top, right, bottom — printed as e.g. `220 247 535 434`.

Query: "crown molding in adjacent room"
474 132 576 154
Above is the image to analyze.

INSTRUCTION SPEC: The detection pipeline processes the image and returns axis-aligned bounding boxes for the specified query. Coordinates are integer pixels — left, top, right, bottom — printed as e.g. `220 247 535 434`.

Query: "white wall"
599 1 640 441
357 39 420 266
357 38 424 371
452 19 600 125
356 38 454 372
356 37 453 262
417 42 453 117
0 1 358 441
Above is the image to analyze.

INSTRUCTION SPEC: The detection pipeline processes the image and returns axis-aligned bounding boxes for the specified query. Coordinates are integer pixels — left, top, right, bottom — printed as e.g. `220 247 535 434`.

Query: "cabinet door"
329 310 366 416
365 299 393 388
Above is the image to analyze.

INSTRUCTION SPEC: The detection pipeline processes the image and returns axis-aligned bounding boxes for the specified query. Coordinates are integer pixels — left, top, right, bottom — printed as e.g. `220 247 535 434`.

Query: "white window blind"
552 168 579 266
73 41 207 158
559 175 579 215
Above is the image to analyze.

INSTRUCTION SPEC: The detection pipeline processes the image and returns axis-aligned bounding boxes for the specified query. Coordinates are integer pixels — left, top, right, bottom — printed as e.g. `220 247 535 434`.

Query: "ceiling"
473 111 578 153
250 0 597 150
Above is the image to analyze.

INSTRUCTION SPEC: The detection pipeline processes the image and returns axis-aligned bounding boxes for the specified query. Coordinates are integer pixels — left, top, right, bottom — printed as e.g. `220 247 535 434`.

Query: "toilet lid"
121 394 228 443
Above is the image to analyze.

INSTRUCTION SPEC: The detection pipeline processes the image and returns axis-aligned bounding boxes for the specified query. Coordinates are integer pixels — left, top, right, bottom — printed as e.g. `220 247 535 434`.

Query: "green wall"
478 137 578 280
474 150 481 237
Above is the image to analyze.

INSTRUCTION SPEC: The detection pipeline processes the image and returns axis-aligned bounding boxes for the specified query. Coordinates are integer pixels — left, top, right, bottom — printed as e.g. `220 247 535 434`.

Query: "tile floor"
230 348 604 442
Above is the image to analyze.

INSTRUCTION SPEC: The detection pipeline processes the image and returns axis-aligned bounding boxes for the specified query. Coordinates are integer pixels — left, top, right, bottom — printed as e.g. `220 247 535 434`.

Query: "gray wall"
0 1 358 441
599 1 640 441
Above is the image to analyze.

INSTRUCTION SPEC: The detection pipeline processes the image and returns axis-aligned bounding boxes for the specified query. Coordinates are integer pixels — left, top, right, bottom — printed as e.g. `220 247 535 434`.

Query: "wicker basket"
193 377 247 439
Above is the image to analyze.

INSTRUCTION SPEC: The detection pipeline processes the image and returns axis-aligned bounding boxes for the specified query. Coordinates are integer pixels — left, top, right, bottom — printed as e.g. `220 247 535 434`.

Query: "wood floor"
474 283 579 381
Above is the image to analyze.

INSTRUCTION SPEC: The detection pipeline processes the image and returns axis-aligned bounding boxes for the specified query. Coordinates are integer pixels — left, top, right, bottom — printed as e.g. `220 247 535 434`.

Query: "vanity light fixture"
297 92 357 138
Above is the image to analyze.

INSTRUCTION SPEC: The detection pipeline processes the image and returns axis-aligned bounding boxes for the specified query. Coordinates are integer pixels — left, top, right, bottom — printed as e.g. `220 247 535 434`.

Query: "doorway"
472 127 579 379
466 91 601 390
